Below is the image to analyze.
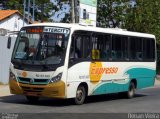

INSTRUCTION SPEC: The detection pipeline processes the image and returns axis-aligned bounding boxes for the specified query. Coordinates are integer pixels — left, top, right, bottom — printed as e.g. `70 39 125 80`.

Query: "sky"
50 0 70 22
0 0 135 22
50 0 135 22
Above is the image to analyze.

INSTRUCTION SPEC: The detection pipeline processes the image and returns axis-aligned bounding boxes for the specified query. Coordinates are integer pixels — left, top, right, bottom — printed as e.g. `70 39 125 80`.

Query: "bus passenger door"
67 31 91 98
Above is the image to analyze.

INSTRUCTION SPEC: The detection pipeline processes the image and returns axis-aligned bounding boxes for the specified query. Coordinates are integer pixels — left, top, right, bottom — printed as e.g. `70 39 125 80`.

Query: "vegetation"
97 0 160 43
0 0 70 22
97 0 160 72
1 0 159 41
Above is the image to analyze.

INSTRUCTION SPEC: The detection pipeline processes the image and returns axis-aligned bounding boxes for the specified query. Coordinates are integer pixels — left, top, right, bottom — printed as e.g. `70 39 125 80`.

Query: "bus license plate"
26 92 37 96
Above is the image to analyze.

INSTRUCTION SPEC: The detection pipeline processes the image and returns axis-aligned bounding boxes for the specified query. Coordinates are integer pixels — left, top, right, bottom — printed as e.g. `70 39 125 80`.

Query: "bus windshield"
12 26 70 66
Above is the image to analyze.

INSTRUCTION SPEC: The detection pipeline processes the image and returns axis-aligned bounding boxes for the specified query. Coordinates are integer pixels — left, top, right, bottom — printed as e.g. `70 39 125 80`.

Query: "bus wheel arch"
79 82 88 96
131 79 137 89
74 82 88 105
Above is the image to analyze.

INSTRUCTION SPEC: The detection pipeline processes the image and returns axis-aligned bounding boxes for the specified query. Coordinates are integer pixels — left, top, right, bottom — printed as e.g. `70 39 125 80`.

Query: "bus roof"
25 23 155 39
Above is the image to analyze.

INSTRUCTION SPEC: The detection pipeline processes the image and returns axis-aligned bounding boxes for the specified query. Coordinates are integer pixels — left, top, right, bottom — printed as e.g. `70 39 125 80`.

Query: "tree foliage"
0 0 70 22
97 0 160 45
97 0 129 28
1 0 159 43
97 0 160 71
125 0 160 44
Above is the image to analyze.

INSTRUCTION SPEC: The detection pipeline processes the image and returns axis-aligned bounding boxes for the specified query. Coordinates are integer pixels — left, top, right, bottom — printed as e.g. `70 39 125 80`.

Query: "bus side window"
70 32 91 60
129 37 142 61
70 36 81 59
112 35 129 61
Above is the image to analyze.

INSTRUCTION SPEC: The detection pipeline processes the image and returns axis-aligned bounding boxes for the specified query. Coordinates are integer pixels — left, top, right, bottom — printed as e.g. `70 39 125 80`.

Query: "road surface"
0 86 160 113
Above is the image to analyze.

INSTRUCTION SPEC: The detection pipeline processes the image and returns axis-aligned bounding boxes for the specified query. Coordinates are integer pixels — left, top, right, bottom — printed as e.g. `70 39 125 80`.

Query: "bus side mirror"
7 37 11 49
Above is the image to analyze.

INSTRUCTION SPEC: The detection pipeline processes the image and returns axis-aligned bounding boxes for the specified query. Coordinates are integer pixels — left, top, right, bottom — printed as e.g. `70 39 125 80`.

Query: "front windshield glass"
12 26 70 65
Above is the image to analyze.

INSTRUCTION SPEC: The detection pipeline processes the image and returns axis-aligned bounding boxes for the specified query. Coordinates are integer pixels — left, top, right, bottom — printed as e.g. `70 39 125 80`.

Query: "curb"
0 85 12 97
154 79 160 88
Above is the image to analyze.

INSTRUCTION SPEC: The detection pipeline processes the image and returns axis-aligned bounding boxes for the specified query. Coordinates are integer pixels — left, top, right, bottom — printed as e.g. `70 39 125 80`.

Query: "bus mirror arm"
7 31 19 49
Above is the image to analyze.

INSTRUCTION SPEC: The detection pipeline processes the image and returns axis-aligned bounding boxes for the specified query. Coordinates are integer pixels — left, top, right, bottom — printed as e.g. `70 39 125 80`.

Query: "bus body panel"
9 79 66 98
9 64 68 98
66 62 90 98
66 61 156 97
9 23 156 101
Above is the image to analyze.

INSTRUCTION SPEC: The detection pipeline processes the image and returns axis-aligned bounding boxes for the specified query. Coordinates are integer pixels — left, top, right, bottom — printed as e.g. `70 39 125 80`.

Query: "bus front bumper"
9 79 65 98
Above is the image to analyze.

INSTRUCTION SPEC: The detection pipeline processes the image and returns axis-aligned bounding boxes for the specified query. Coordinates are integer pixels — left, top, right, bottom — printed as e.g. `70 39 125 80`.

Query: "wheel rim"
129 85 135 97
76 89 84 101
129 87 133 96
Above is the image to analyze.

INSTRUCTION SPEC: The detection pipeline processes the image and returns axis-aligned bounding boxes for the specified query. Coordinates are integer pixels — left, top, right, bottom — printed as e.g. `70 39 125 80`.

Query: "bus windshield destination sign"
43 27 70 34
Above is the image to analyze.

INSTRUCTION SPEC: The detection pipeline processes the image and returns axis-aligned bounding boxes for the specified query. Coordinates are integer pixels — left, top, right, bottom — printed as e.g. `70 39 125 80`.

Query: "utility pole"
74 0 78 23
23 0 26 26
28 0 30 24
32 0 35 22
71 0 75 23
71 0 79 23
23 0 35 24
41 3 44 23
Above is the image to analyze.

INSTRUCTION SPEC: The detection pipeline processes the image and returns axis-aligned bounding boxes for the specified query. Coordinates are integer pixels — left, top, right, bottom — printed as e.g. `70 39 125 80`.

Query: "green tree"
97 0 160 72
0 0 70 22
0 0 23 12
123 0 160 43
122 0 160 71
0 0 53 21
97 0 129 28
97 0 160 44
34 0 56 22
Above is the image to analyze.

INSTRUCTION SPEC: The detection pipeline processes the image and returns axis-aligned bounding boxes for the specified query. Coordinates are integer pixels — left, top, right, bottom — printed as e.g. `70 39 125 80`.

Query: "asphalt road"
0 86 160 114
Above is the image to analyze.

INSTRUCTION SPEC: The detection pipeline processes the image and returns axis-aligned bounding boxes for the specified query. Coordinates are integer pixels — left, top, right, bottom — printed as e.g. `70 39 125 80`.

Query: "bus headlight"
9 71 16 81
50 73 62 83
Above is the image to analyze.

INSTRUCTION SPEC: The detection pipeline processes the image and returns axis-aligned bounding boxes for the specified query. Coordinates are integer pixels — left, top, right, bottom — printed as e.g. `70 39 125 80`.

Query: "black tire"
126 82 136 99
26 96 39 103
74 86 86 105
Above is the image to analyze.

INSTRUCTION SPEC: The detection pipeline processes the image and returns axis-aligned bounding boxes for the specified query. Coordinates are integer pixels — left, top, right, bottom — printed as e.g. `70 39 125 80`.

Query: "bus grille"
21 86 44 94
18 77 49 85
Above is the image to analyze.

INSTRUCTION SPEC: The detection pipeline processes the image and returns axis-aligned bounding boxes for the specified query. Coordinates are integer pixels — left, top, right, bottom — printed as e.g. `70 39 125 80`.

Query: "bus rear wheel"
26 96 39 103
126 82 136 99
74 86 86 105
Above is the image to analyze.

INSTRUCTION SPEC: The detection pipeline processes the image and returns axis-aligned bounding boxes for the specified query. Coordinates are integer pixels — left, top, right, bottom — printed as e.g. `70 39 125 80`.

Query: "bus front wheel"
74 86 86 105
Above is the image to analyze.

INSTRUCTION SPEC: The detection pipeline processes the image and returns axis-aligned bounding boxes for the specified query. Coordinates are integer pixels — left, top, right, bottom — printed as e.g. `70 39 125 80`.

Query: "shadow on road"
0 93 147 107
86 93 146 104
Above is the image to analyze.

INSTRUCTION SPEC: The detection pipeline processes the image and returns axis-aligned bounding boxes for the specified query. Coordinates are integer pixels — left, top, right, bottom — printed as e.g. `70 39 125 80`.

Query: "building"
0 10 31 84
0 10 30 36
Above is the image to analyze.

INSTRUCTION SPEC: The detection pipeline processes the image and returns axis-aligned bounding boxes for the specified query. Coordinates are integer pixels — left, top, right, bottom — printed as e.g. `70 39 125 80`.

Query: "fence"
0 36 16 84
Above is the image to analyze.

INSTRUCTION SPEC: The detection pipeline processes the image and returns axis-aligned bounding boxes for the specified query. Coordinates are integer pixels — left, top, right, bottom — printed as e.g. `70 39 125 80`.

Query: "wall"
0 14 28 31
0 36 16 84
